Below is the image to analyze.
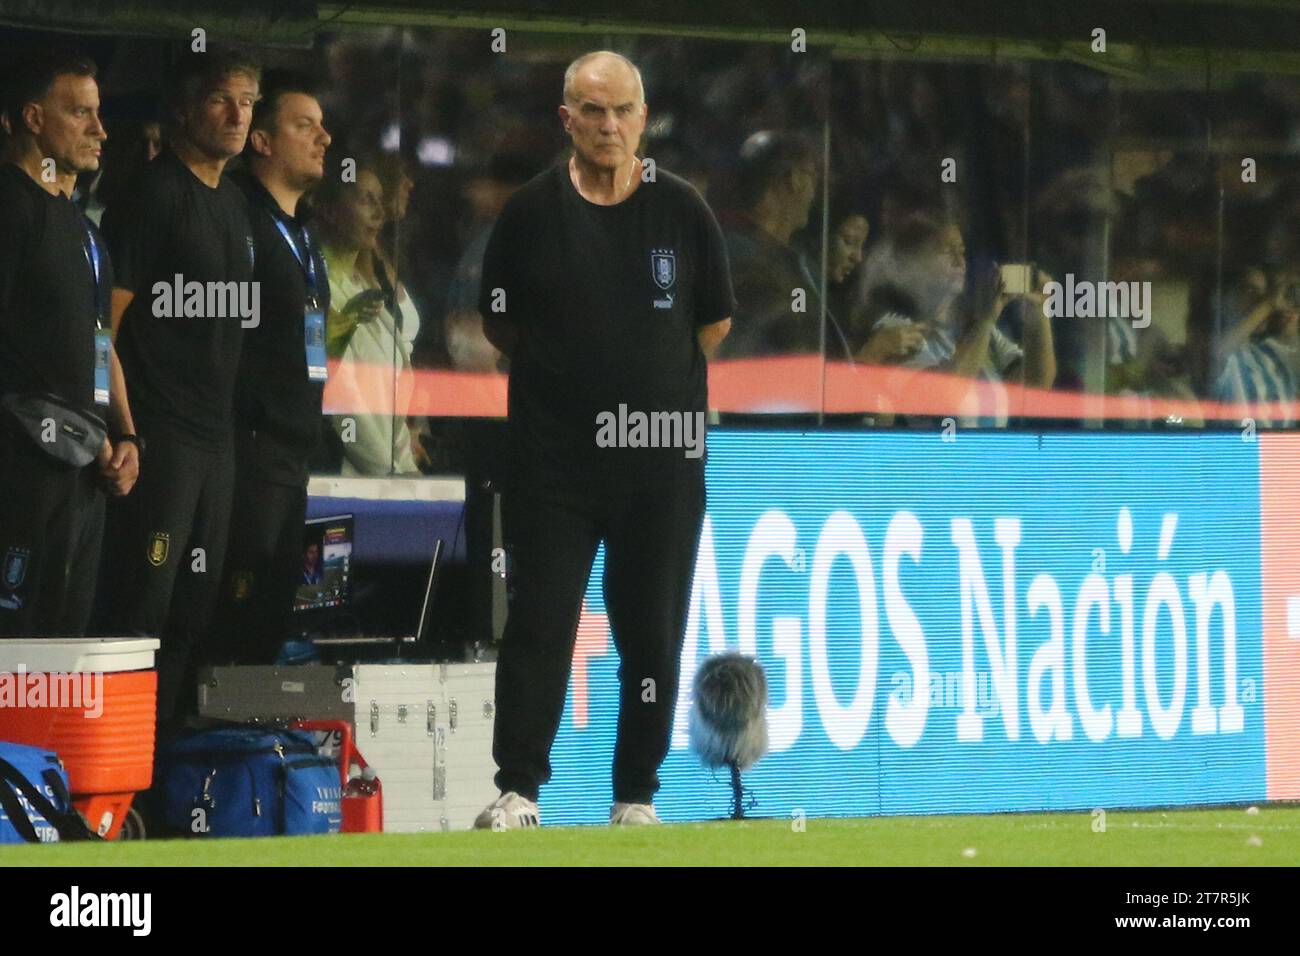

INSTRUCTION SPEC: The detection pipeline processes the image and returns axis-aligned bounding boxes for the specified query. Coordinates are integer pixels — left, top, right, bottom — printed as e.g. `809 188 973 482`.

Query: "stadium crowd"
57 32 1300 449
5 32 1300 661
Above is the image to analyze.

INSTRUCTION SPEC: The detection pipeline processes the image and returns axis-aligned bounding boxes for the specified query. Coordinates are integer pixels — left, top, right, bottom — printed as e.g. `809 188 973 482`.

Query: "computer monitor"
294 514 354 613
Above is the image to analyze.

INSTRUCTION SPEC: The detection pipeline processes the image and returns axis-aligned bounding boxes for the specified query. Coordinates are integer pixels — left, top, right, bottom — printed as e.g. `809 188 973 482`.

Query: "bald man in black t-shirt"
474 51 735 829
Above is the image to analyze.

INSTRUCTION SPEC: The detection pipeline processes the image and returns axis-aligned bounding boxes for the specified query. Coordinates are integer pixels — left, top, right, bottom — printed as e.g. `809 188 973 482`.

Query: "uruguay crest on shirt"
2 547 29 590
651 248 676 290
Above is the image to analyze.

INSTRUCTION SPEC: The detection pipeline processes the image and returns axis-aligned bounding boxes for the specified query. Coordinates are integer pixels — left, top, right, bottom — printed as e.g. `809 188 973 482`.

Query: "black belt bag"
1 392 107 468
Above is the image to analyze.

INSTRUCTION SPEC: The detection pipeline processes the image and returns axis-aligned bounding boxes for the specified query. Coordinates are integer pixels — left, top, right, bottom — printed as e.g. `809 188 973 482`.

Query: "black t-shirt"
101 151 254 449
0 163 111 418
478 162 736 484
229 170 330 486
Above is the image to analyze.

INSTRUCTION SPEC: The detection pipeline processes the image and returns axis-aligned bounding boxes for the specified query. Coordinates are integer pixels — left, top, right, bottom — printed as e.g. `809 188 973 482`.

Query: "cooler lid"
0 638 160 673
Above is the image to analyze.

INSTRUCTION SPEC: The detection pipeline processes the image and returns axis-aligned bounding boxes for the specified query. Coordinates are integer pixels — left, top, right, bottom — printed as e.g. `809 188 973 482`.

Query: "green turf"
2 806 1298 866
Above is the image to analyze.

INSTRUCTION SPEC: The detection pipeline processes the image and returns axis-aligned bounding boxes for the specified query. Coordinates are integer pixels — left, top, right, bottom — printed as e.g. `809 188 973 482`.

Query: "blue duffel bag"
154 726 342 838
0 741 101 844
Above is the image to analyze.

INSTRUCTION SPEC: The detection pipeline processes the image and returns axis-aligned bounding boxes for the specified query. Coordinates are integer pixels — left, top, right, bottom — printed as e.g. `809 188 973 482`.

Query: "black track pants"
492 465 705 805
101 421 235 729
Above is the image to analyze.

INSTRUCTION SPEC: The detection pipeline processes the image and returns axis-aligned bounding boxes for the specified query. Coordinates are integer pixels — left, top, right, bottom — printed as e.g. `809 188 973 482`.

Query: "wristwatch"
115 433 145 452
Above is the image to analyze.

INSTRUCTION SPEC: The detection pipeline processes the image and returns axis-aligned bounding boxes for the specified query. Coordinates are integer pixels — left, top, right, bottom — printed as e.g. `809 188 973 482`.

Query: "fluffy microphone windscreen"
689 653 769 771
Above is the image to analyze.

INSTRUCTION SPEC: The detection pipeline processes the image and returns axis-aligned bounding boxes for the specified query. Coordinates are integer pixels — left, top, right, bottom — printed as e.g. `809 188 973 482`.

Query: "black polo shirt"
228 170 329 487
101 150 254 450
0 163 110 418
478 162 736 485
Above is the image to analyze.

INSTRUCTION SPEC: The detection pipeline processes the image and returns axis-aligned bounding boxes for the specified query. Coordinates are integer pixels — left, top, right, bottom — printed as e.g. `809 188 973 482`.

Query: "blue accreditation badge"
305 307 327 382
94 330 111 406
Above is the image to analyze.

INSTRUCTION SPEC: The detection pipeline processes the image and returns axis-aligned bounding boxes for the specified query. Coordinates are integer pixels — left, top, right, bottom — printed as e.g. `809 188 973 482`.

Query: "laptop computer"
285 514 444 662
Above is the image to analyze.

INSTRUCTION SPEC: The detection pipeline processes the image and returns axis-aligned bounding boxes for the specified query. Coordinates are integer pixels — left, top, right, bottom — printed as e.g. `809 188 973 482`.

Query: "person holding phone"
312 157 427 475
863 212 1055 426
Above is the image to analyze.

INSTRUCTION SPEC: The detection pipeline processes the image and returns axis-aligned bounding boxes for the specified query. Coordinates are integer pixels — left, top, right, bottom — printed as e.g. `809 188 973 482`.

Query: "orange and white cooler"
0 638 159 840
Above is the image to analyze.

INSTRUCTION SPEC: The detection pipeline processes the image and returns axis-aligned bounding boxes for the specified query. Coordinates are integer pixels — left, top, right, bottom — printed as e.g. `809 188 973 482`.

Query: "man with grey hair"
475 50 735 828
563 50 644 104
99 48 260 734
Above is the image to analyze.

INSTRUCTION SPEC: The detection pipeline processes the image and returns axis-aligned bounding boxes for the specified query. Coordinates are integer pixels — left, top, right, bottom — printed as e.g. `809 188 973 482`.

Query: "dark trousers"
492 464 705 805
0 419 97 635
62 468 105 636
101 421 235 729
207 468 307 666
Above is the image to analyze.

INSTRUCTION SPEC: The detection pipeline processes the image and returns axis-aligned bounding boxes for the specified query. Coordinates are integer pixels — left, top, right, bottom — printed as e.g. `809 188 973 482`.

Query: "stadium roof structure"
1 0 1298 73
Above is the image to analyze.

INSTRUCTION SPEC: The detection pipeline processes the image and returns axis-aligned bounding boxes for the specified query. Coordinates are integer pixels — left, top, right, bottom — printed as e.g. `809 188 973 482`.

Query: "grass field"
2 806 1297 866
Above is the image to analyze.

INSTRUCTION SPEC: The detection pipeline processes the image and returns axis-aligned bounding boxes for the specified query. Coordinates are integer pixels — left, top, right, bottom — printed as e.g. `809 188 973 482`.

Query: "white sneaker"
474 791 541 830
609 802 661 825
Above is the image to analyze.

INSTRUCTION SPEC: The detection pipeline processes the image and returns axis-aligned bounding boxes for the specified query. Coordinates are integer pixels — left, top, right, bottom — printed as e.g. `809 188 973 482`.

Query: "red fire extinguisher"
291 718 383 833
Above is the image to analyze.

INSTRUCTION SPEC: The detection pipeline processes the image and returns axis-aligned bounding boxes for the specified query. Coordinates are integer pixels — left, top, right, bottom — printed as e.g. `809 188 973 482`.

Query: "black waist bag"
1 392 106 468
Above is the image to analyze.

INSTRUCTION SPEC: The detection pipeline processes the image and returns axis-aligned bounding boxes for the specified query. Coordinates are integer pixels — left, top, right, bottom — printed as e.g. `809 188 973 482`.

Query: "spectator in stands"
1104 164 1209 429
848 177 941 329
1212 267 1300 428
1107 325 1206 429
719 132 916 366
80 117 162 225
311 157 429 474
717 130 822 357
373 149 417 296
800 193 925 368
862 212 1055 426
1029 166 1116 394
442 151 537 372
796 194 867 340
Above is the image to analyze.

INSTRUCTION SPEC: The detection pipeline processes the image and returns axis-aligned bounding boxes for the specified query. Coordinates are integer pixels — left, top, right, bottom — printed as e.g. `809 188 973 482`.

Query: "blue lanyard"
271 213 320 305
82 223 108 329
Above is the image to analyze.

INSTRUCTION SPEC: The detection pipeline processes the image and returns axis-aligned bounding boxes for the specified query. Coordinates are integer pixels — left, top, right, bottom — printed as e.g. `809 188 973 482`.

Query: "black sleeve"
692 192 737 327
477 200 519 324
101 173 176 296
0 186 36 314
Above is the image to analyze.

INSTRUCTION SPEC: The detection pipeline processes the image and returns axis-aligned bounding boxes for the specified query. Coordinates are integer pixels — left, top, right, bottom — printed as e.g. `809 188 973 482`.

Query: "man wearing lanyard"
67 188 139 636
207 77 332 665
0 47 139 636
99 49 259 731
